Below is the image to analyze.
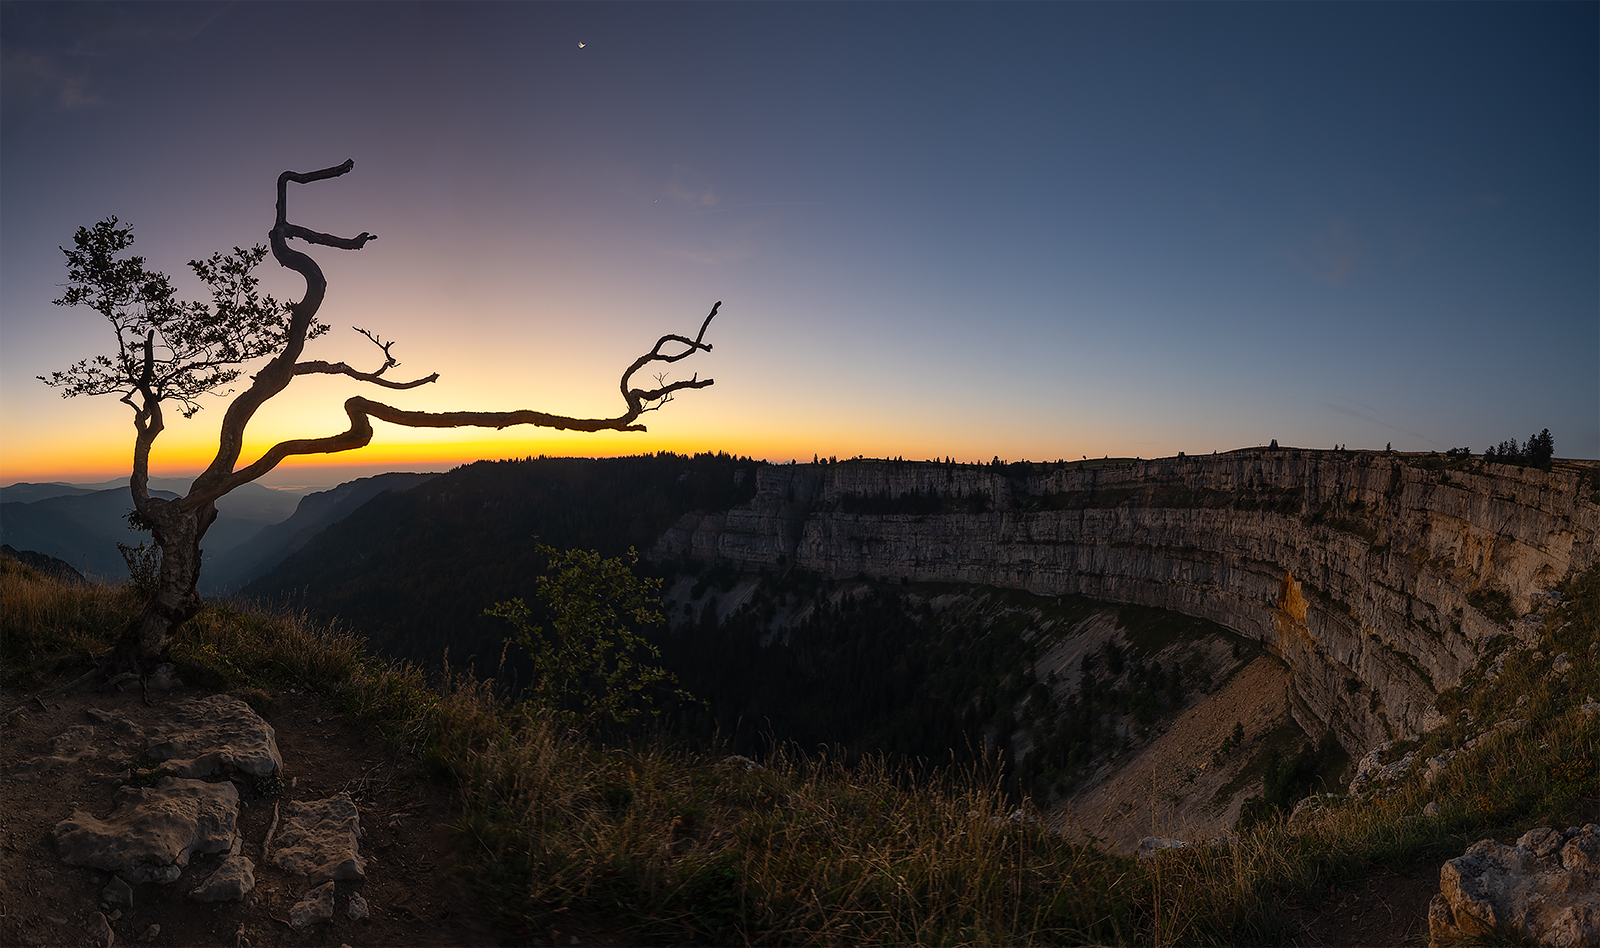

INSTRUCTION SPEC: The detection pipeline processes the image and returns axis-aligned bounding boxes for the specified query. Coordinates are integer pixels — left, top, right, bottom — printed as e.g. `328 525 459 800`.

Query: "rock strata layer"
655 452 1599 749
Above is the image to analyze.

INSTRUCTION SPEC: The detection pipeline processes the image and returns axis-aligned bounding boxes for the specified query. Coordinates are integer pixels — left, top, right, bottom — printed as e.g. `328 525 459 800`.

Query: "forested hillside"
240 453 760 671
655 571 1270 804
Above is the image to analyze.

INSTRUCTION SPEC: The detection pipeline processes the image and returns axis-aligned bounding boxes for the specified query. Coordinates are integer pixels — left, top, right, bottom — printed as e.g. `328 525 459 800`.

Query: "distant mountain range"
240 453 761 666
204 473 438 592
0 473 437 592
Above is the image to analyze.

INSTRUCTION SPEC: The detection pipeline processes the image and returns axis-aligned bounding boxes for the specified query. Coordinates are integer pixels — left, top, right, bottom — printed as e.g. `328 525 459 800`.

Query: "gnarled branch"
198 302 719 503
294 326 438 389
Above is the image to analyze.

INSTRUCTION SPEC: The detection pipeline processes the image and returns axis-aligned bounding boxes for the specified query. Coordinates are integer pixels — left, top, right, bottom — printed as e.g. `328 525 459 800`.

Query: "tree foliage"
1484 428 1555 471
487 545 685 726
41 220 307 418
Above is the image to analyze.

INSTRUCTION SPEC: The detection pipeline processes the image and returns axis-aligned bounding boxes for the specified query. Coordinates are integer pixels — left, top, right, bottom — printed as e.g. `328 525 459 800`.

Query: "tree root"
3 657 154 718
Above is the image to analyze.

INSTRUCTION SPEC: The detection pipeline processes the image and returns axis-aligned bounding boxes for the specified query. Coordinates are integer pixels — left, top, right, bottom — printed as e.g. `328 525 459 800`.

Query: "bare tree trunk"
111 499 216 671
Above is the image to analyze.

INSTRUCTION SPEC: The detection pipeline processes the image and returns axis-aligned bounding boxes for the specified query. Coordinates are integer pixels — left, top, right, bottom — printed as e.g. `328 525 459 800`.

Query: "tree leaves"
40 217 311 418
487 544 687 727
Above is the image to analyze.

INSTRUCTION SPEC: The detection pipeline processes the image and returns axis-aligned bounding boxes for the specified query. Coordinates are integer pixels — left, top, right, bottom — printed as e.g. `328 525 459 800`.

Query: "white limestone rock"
12 724 105 775
1137 836 1190 860
189 853 256 902
269 793 366 882
144 695 282 779
289 880 336 930
1428 824 1600 947
53 776 239 884
1348 741 1418 797
652 454 1600 754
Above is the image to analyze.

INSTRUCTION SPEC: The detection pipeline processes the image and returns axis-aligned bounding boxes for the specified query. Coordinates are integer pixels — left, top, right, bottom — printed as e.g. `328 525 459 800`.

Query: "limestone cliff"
653 451 1600 751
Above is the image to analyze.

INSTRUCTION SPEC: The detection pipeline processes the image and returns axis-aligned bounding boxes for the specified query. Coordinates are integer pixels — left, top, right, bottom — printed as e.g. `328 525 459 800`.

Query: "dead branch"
212 302 720 493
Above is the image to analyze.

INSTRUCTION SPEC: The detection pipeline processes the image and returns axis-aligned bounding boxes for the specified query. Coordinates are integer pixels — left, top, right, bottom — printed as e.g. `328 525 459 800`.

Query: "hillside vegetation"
4 553 1595 945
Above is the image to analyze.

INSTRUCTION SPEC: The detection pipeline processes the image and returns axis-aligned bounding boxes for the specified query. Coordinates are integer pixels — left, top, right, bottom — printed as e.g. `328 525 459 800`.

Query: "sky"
3 2 1596 490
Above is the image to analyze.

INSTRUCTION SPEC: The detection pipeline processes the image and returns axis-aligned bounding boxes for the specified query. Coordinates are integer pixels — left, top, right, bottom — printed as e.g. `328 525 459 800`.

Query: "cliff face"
654 451 1600 751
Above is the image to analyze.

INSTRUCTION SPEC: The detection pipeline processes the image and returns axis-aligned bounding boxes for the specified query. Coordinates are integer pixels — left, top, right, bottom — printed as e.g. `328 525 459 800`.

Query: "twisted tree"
42 160 719 676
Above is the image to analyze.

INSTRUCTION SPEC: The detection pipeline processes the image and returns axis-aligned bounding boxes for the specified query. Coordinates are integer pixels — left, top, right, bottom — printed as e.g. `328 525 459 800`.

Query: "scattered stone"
1138 836 1190 860
1425 801 1441 817
32 867 52 881
1427 824 1600 947
103 874 134 908
1579 701 1600 721
1289 793 1340 825
145 695 282 779
1423 752 1457 784
1349 741 1418 797
138 924 160 942
87 910 114 947
990 807 1037 826
289 880 336 930
270 793 366 882
347 891 369 921
189 853 256 901
53 776 240 884
145 663 183 690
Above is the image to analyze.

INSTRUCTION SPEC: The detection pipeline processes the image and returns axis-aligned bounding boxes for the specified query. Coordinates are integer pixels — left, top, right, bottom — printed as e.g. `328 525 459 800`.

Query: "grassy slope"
4 555 1595 946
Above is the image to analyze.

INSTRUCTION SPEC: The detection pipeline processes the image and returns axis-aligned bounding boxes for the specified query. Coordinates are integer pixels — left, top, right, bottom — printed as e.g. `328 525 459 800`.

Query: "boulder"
289 881 337 930
53 777 239 884
1428 824 1600 947
269 793 366 882
144 695 281 778
1348 741 1418 797
1137 836 1190 860
102 874 134 908
189 854 256 902
87 910 113 948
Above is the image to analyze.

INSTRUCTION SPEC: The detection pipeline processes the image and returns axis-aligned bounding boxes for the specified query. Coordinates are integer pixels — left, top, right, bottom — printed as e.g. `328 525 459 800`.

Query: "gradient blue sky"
3 2 1595 489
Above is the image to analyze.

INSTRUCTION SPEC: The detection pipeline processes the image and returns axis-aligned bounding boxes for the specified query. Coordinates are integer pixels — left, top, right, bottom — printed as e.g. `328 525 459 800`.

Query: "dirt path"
1283 867 1438 947
0 680 499 948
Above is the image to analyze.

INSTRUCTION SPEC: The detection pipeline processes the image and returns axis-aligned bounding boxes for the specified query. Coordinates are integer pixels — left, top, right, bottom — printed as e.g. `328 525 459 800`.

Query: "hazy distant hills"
0 543 86 583
0 474 432 591
0 482 97 505
0 486 184 579
240 454 761 666
204 472 438 593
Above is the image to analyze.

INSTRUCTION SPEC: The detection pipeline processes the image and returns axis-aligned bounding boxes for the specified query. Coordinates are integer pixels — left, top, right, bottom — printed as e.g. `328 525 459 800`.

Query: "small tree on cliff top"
41 160 719 676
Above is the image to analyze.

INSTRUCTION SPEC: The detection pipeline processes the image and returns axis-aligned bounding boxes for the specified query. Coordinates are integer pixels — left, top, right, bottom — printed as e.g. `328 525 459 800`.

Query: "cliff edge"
655 450 1600 752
